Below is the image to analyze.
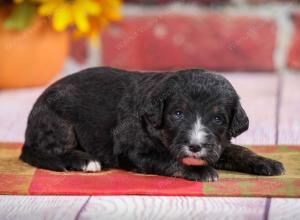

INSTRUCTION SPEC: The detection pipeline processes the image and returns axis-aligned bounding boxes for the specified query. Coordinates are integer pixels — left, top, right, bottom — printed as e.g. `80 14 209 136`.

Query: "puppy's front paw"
249 156 285 176
82 160 102 172
183 166 219 182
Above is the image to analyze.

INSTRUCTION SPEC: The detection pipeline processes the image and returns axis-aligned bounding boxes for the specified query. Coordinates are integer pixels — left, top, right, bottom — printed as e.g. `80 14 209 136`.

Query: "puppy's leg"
180 166 219 182
21 109 101 173
128 154 218 182
62 150 101 172
213 144 285 176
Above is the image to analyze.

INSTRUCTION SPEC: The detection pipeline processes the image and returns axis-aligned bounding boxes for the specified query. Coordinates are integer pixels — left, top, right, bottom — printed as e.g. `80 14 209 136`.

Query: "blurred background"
0 0 299 145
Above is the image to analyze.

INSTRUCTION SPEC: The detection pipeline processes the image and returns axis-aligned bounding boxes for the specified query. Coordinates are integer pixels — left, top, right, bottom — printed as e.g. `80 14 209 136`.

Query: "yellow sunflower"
77 0 122 38
35 0 101 33
10 0 122 37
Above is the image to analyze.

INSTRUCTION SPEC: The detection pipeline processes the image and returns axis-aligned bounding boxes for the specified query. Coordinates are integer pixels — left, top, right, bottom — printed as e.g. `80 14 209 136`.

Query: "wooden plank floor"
79 196 267 220
0 73 299 220
268 199 300 220
0 87 44 142
278 73 300 144
0 196 89 220
226 74 278 145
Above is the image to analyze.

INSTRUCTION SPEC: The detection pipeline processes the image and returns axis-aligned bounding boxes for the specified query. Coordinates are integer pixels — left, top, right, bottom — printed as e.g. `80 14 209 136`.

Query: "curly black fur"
20 67 285 181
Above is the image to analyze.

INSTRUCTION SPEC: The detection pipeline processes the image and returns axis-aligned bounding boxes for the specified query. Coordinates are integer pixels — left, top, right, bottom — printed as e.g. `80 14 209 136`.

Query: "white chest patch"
189 117 207 145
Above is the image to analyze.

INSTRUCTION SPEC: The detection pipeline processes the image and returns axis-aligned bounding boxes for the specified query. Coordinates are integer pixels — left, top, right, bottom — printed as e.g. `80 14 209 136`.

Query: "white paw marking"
83 161 102 172
189 117 208 145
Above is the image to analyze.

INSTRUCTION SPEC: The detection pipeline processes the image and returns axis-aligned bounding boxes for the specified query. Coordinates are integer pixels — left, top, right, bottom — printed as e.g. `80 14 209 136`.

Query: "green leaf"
3 1 36 31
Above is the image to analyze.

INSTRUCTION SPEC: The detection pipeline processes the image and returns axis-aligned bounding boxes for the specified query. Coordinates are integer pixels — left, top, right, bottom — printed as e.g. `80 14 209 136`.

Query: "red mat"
0 143 299 197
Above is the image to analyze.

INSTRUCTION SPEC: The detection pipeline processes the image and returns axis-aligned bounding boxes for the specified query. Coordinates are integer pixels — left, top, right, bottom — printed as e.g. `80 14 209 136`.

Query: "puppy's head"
143 69 249 165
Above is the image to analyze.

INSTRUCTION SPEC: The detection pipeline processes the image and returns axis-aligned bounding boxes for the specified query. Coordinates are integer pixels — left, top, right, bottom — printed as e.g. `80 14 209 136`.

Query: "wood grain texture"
0 195 89 220
278 73 300 144
79 196 266 220
268 198 300 219
225 74 278 145
0 87 44 142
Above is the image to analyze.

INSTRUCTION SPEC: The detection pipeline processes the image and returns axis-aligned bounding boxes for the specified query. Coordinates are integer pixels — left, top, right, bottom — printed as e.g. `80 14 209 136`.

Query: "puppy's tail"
19 144 66 171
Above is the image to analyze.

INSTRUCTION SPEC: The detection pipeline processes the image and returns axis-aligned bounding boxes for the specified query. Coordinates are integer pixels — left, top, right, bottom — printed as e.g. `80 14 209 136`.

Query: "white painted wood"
0 76 62 142
268 198 300 220
278 73 300 144
79 196 266 220
225 73 278 145
0 87 44 142
0 196 89 220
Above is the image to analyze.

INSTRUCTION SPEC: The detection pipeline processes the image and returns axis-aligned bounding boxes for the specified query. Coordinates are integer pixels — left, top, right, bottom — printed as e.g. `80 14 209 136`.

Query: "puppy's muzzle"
188 144 202 153
182 143 221 164
187 143 215 153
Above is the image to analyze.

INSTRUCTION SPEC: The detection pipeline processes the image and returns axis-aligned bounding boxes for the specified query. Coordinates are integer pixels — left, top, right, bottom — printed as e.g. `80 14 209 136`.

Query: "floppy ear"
142 76 177 129
228 101 249 137
143 95 165 129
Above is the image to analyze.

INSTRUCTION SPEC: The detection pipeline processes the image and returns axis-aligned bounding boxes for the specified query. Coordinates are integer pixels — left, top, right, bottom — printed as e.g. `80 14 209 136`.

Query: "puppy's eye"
173 111 184 120
214 116 224 125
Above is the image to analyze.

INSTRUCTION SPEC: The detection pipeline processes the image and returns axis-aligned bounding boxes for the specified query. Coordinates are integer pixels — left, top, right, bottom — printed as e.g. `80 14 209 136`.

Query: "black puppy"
20 67 284 181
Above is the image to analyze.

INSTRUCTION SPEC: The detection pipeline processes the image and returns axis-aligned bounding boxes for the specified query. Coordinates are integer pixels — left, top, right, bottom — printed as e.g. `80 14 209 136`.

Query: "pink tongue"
181 157 207 166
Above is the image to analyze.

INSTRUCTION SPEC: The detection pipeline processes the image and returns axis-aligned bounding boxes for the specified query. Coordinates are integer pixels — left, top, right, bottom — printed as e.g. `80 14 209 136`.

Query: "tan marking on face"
213 106 220 113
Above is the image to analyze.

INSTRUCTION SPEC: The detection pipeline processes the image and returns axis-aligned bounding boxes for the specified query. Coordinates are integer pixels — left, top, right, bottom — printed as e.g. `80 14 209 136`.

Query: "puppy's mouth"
180 156 208 166
177 145 221 166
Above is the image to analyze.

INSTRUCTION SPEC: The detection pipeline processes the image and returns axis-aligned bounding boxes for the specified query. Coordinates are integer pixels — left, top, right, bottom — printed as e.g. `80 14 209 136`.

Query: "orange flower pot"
0 15 69 89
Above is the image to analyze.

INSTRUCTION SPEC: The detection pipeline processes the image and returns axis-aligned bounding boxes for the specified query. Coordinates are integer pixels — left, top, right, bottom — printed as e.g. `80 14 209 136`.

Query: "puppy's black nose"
188 145 201 153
